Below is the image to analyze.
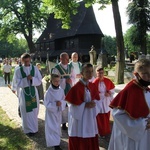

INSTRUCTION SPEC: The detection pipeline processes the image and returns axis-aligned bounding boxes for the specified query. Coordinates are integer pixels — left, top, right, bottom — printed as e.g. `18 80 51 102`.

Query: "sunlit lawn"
0 107 35 150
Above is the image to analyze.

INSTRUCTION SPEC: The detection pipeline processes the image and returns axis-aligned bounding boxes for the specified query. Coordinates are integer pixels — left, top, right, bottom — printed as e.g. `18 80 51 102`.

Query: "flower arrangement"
43 75 51 82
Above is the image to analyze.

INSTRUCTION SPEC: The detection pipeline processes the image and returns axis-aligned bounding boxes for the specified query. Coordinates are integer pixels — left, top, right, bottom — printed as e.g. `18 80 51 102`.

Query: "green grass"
0 107 35 150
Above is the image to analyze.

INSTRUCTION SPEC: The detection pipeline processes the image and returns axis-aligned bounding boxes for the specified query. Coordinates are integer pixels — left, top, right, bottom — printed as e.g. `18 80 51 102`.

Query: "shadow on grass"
0 123 34 150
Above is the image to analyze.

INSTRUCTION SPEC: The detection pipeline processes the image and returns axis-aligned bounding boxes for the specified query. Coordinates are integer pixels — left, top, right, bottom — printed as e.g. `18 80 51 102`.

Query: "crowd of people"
3 52 150 150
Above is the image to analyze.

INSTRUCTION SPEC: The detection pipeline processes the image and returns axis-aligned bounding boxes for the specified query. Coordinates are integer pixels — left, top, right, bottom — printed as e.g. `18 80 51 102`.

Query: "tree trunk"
111 0 125 84
139 0 147 55
26 37 36 53
23 0 36 54
24 34 36 53
140 33 147 55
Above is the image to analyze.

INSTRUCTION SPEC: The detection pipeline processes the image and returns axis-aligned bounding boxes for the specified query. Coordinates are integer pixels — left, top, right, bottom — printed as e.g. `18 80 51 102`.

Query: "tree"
0 0 50 53
111 0 125 84
124 26 150 57
127 0 150 54
124 26 140 53
147 34 150 54
11 38 29 57
103 35 117 55
46 0 125 84
0 36 28 58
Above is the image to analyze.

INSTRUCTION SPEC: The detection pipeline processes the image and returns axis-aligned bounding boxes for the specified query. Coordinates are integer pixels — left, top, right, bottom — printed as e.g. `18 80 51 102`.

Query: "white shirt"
71 62 81 75
3 64 12 73
97 81 115 113
70 61 82 84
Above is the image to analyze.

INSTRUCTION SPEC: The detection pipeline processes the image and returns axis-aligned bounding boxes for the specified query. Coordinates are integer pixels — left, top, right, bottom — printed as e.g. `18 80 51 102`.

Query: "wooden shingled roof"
37 1 104 43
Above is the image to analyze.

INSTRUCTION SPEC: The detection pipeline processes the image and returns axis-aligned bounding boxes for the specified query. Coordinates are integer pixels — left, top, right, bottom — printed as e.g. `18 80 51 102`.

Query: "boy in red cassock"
93 66 115 138
109 59 150 150
66 63 100 150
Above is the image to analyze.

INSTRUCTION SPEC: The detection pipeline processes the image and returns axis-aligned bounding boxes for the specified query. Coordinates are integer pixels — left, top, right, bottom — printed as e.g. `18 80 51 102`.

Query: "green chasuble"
55 64 72 95
20 65 37 112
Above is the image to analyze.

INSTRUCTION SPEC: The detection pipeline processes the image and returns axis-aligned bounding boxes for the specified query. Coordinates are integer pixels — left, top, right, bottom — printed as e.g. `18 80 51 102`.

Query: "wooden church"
35 1 104 62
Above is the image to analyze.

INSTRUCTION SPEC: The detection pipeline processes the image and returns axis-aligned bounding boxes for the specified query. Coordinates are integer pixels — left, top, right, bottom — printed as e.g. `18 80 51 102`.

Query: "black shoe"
18 107 21 118
26 132 38 137
62 123 67 130
54 146 62 150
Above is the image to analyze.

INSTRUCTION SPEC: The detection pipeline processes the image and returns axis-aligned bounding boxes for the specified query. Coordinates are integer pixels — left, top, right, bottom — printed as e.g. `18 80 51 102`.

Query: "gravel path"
0 77 106 150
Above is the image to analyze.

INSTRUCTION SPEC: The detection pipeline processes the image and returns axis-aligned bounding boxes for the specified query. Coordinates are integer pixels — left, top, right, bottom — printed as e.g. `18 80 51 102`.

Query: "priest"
15 53 42 136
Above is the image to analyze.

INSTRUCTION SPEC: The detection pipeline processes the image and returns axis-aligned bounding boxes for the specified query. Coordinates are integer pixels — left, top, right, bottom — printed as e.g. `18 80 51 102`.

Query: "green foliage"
12 38 28 57
126 0 150 54
84 0 111 9
45 0 110 29
0 0 50 35
43 74 51 82
127 0 150 29
124 26 150 54
147 35 150 54
124 26 140 53
44 0 79 29
103 35 117 55
0 37 28 57
0 0 51 52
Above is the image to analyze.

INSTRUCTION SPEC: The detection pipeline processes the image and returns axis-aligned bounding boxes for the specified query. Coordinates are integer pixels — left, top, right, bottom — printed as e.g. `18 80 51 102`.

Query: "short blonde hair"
134 59 150 73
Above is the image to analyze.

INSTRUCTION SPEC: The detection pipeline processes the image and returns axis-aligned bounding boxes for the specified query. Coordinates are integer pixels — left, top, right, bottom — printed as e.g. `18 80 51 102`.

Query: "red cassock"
93 77 115 136
68 135 99 150
110 79 149 119
66 81 100 150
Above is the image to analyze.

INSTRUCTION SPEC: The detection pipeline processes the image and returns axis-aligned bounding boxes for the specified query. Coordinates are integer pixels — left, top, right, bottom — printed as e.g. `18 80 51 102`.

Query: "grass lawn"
0 107 35 150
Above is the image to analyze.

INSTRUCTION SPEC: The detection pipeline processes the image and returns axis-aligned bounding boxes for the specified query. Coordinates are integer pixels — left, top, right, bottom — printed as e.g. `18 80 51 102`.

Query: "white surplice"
52 63 76 124
68 87 99 138
70 61 82 84
15 65 42 133
44 85 66 147
97 82 115 113
108 91 150 150
12 65 21 96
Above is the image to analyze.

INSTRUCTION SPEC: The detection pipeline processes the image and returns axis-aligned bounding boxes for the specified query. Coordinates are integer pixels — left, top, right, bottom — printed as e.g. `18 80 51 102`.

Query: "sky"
93 1 130 37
